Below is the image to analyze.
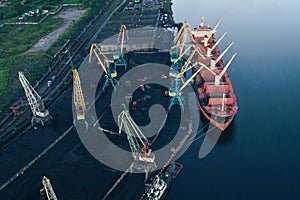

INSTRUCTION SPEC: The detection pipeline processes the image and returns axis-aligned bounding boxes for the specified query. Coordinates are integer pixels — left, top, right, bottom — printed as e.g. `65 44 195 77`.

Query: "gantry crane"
114 24 129 70
89 43 118 91
118 105 156 177
18 72 51 127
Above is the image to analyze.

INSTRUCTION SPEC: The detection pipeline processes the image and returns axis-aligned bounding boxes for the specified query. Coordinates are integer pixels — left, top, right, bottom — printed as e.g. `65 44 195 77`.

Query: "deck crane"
114 24 129 70
196 18 222 47
118 105 156 177
18 72 51 127
207 31 227 57
214 53 237 86
170 53 237 114
210 42 234 70
89 43 118 91
178 53 237 91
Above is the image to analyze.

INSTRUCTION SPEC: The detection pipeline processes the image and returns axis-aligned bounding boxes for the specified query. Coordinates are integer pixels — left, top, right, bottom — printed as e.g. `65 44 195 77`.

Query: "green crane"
118 104 155 163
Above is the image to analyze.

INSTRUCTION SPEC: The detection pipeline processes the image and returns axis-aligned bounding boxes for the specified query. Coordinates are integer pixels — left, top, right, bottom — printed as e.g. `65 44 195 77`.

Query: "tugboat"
143 162 183 200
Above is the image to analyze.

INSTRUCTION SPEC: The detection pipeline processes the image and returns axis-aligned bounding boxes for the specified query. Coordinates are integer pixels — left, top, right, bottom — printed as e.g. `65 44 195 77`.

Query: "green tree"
9 0 23 16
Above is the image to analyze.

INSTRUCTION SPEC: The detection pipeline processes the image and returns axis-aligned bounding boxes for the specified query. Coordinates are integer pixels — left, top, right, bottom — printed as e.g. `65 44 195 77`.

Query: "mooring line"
0 126 73 191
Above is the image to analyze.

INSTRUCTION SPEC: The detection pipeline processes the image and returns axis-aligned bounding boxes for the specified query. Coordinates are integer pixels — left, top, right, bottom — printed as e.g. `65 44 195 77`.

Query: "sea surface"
169 0 300 199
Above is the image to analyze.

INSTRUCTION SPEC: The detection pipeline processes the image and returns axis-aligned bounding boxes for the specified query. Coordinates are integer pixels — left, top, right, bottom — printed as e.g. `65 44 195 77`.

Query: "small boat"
143 162 183 200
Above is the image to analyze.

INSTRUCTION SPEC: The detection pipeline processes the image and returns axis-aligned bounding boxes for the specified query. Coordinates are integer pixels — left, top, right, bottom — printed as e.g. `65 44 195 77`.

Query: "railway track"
0 0 129 145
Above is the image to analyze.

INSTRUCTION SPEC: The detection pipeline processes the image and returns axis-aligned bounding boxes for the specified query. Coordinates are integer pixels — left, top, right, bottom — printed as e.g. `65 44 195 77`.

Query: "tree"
9 0 23 16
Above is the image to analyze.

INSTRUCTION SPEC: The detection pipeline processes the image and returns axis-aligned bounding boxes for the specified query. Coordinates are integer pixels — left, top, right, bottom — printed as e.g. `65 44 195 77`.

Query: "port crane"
173 21 194 56
171 44 205 71
89 43 118 91
41 176 58 200
118 105 156 177
170 23 205 73
72 69 89 130
168 52 209 110
168 43 205 110
114 24 128 70
72 69 86 120
169 22 192 69
18 72 51 127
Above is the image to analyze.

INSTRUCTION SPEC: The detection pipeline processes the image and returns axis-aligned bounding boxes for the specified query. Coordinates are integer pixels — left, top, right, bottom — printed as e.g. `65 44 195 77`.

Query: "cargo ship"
143 162 183 200
190 18 238 130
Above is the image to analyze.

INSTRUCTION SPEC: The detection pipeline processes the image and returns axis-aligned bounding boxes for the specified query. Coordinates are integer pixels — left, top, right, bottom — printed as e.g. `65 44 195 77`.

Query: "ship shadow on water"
199 113 235 145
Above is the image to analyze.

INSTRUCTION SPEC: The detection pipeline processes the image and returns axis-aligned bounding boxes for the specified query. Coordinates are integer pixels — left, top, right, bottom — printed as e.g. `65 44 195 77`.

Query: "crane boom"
72 69 86 120
89 43 113 74
18 72 49 118
208 18 222 39
173 44 205 64
173 21 189 44
219 53 237 78
215 42 234 64
42 176 58 200
118 105 155 163
173 22 194 55
211 31 227 52
118 105 146 155
117 24 129 55
207 31 227 57
179 62 216 91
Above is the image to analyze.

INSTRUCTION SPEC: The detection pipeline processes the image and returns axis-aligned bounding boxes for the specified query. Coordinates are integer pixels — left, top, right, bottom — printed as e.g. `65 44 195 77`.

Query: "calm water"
169 0 300 199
